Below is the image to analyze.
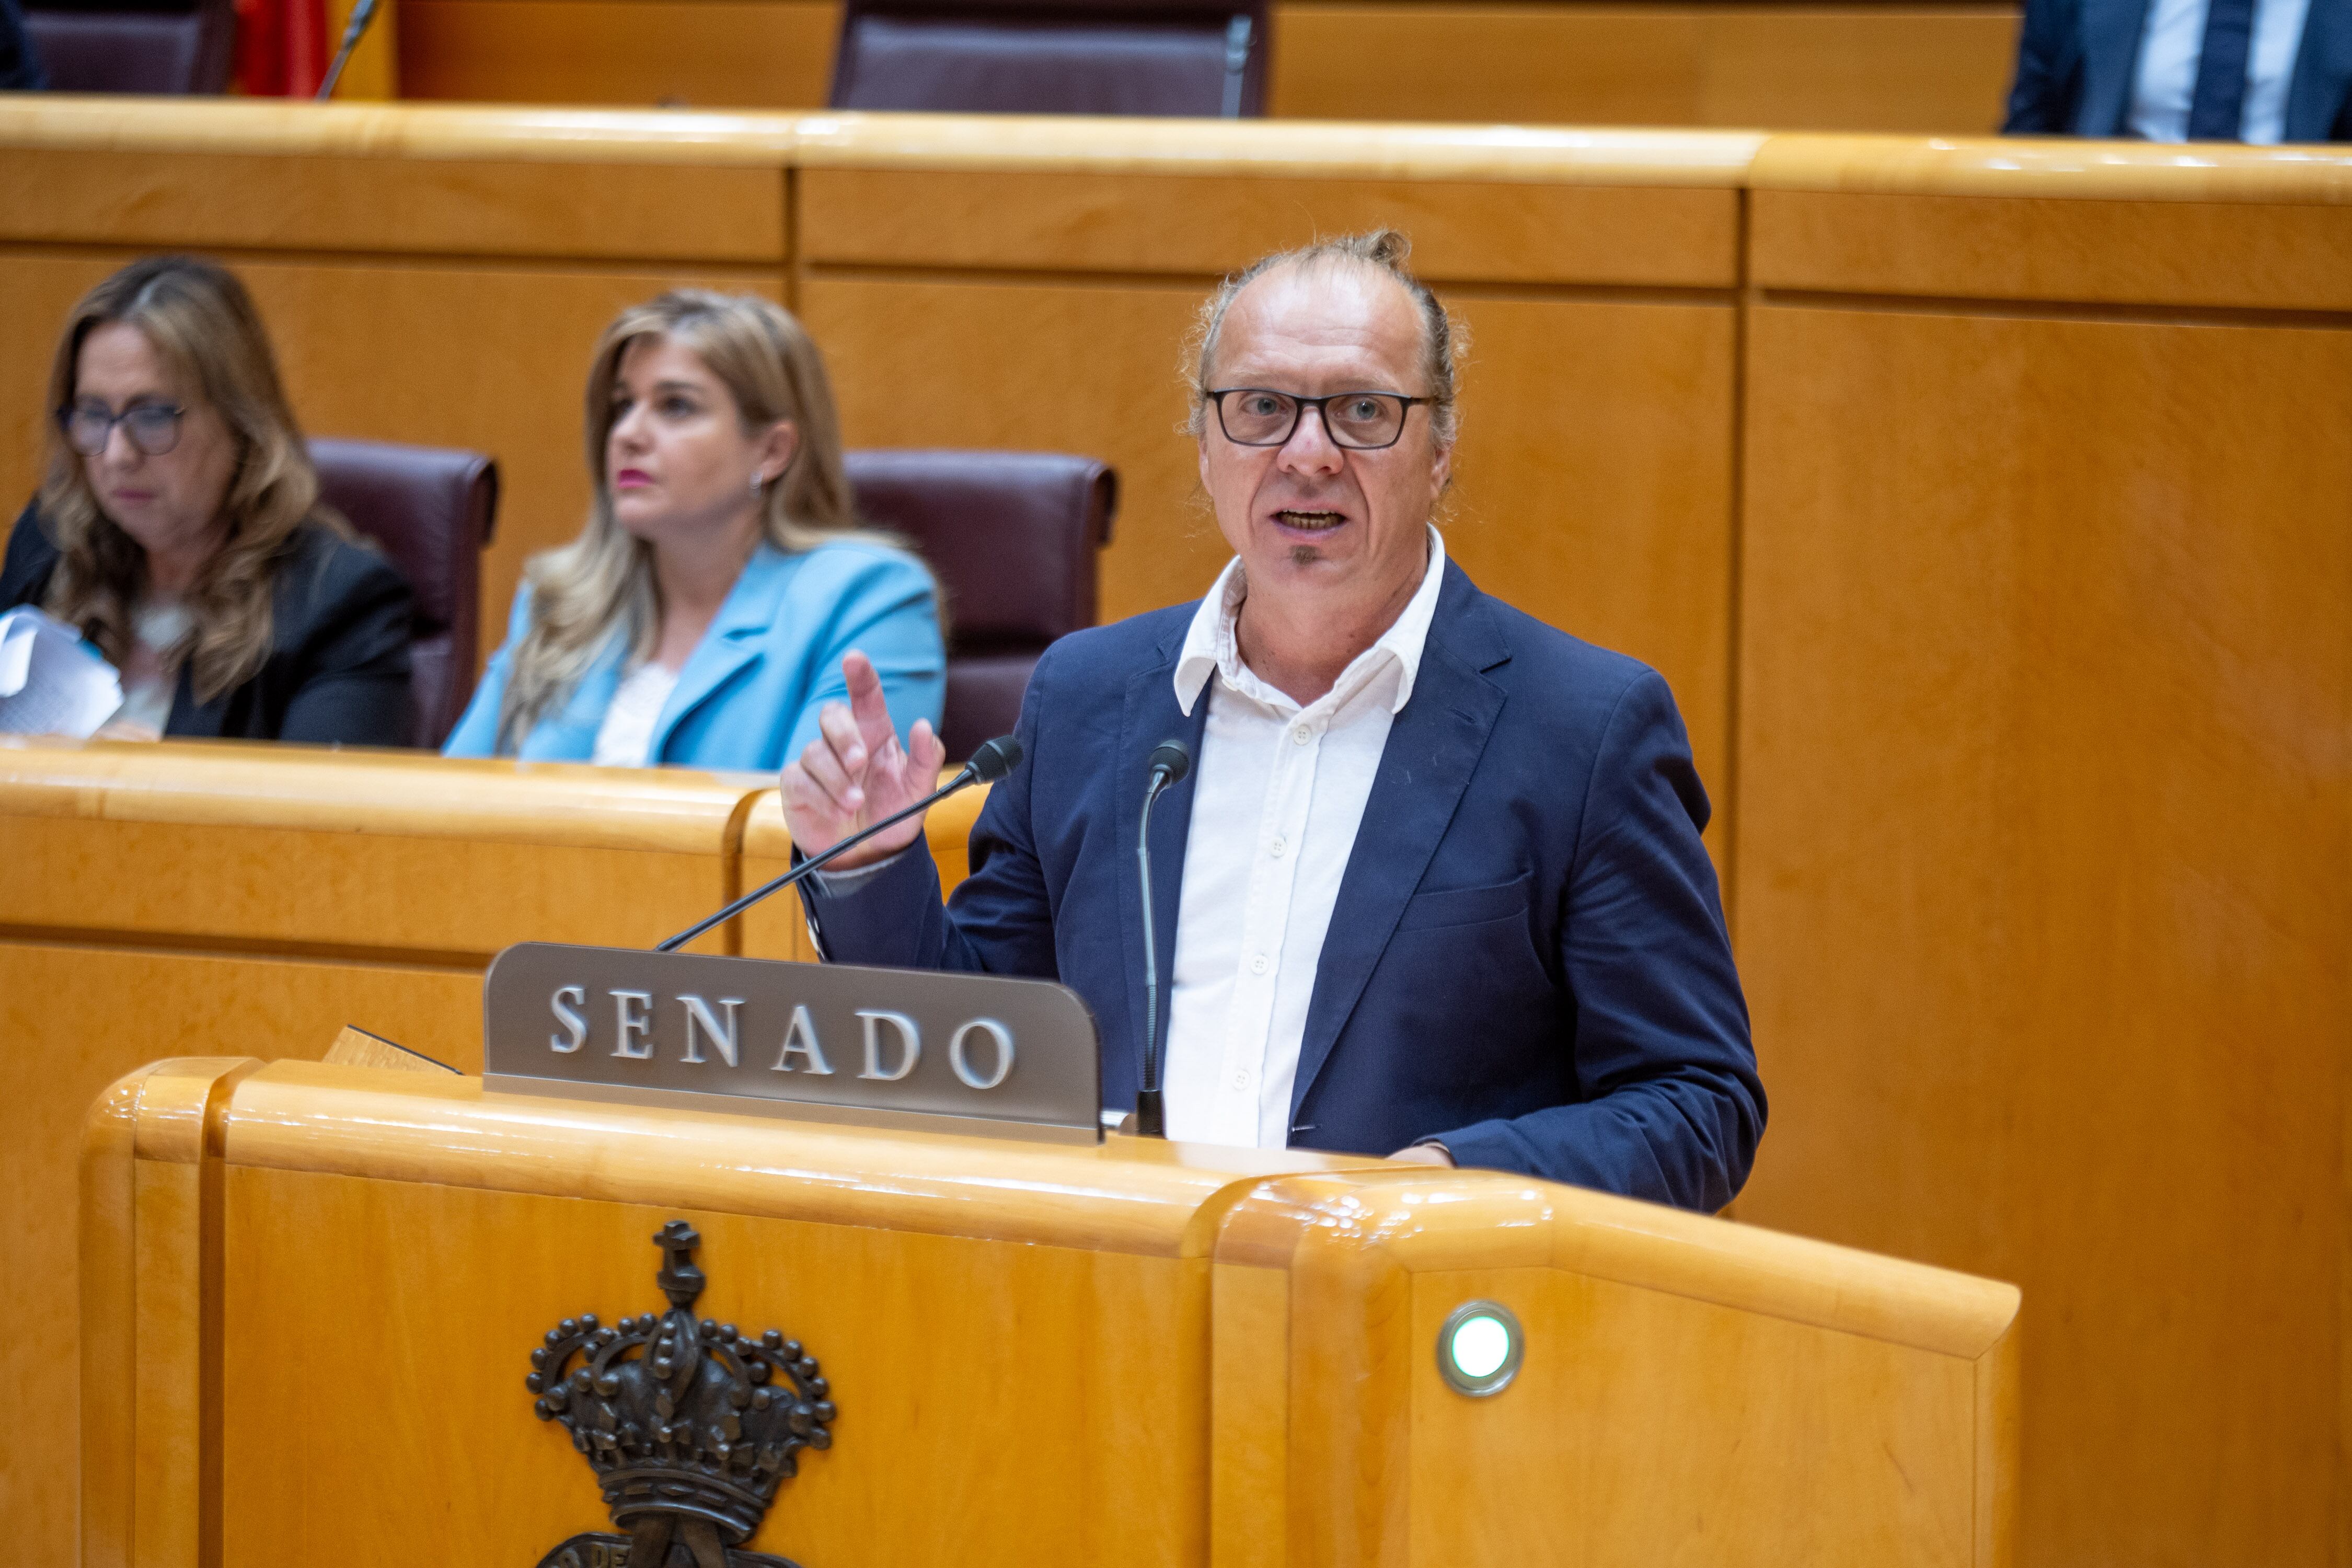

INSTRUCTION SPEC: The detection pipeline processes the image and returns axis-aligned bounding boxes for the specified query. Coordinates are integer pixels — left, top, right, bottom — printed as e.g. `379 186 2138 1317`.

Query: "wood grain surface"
1 744 775 1568
389 0 2021 135
30 958 478 1567
798 168 1742 284
0 150 785 263
1271 4 2020 132
0 741 754 955
1736 302 2352 1567
83 1060 2015 1565
399 0 838 108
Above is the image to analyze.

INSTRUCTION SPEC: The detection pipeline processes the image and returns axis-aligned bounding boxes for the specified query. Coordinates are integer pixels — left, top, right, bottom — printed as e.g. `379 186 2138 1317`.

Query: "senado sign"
482 943 1102 1142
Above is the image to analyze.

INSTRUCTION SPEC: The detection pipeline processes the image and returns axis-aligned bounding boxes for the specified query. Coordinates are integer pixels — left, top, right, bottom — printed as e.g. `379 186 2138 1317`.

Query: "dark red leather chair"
828 0 1268 117
309 437 499 750
22 0 232 93
845 449 1115 760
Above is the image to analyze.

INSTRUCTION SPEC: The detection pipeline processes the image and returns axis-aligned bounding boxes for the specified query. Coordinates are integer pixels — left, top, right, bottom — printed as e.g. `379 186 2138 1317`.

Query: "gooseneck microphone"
655 734 1023 953
1132 739 1192 1137
317 0 384 99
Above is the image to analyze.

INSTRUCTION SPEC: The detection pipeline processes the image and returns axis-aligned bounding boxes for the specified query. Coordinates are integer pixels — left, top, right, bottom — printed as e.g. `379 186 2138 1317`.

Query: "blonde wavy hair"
494 290 885 750
40 256 341 702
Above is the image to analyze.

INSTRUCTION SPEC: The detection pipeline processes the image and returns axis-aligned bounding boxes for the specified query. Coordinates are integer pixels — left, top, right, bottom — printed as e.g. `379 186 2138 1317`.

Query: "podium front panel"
86 1057 2018 1566
4 741 781 1565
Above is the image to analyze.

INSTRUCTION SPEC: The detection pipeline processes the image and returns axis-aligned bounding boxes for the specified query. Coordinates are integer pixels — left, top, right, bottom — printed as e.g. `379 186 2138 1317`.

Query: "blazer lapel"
2079 0 2152 135
1113 628 1210 1097
2285 0 2351 142
165 664 227 739
1290 567 1509 1121
650 547 786 762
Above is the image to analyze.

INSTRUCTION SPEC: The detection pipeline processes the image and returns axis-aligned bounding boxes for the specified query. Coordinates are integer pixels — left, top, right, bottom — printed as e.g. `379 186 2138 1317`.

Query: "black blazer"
2004 0 2352 140
2 499 416 745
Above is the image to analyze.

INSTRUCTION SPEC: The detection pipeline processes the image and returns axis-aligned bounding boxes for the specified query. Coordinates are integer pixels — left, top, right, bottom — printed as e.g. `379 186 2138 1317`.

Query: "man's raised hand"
778 651 946 869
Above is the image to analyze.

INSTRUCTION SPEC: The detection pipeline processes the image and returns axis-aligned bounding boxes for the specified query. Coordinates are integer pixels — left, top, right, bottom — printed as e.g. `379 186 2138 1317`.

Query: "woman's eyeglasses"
57 401 186 457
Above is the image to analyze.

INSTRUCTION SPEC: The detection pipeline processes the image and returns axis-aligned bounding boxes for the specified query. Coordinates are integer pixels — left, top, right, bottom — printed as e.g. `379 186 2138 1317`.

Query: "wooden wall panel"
391 0 2020 135
1442 294 1735 830
1754 189 2352 312
0 149 784 263
2 946 479 1568
1749 136 2352 312
1270 4 2020 134
1692 8 2016 131
399 0 838 108
0 251 105 524
800 168 1742 287
0 252 787 664
1734 303 2352 1568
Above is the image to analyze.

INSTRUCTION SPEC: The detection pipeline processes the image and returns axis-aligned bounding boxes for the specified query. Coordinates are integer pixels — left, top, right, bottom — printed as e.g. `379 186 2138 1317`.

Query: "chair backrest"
829 0 1267 116
844 448 1115 760
309 437 499 750
22 0 232 93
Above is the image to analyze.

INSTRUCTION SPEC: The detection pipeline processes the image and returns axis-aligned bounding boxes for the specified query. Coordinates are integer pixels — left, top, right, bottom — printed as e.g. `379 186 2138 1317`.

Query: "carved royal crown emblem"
527 1220 835 1568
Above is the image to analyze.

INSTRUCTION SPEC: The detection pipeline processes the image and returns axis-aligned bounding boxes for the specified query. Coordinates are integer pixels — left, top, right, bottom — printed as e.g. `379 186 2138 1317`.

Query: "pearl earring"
750 472 763 499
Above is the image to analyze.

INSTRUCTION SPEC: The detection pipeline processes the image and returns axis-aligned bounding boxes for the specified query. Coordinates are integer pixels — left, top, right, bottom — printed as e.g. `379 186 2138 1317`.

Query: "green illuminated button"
1437 1300 1523 1397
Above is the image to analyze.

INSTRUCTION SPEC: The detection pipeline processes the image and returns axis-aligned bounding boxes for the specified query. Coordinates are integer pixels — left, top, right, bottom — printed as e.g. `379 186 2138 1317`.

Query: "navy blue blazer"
804 560 1764 1210
2004 0 2352 139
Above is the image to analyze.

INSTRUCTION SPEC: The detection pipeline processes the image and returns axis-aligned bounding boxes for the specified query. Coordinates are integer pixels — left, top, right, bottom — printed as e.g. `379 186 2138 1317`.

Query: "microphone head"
1147 739 1192 786
969 734 1024 783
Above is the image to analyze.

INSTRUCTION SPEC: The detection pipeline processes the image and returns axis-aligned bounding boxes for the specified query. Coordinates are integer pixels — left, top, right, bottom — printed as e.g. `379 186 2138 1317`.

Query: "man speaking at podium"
780 232 1763 1210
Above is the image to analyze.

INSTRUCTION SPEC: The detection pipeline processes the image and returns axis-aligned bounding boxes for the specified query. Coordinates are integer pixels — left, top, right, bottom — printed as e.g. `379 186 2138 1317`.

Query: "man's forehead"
1217 262 1423 379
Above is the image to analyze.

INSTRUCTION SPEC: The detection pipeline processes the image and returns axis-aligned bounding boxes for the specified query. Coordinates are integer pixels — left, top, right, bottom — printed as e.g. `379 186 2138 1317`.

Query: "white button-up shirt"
2128 0 2313 143
1161 527 1448 1148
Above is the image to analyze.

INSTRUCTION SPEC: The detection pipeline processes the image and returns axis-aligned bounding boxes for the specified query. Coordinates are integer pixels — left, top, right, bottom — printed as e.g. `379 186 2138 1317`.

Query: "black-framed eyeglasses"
1203 388 1431 451
57 401 186 457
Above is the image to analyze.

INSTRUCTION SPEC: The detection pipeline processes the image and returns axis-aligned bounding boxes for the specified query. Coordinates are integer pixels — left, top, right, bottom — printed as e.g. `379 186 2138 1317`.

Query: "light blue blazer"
444 539 944 770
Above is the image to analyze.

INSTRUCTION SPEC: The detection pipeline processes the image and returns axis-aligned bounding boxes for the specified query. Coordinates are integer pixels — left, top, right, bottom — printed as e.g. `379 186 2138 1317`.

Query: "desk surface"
209 1058 2019 1354
9 98 2351 195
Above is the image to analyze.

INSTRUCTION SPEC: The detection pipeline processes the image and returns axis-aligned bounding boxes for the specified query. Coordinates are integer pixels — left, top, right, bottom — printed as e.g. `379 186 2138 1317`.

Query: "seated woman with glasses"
443 290 943 769
0 256 414 743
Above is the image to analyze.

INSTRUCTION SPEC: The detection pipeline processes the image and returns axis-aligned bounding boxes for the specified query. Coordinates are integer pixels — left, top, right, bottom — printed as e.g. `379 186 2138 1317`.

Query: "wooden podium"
85 1056 2019 1567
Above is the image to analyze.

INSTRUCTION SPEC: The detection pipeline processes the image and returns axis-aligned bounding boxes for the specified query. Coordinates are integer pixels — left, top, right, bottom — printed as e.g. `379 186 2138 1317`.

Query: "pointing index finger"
841 650 896 747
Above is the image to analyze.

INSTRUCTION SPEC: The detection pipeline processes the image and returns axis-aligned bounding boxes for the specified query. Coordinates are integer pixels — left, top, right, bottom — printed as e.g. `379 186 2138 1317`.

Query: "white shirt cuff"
808 847 906 895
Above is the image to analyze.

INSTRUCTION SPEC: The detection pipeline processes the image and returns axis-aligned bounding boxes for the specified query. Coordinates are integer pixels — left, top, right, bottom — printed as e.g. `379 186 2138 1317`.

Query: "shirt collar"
1174 525 1448 717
